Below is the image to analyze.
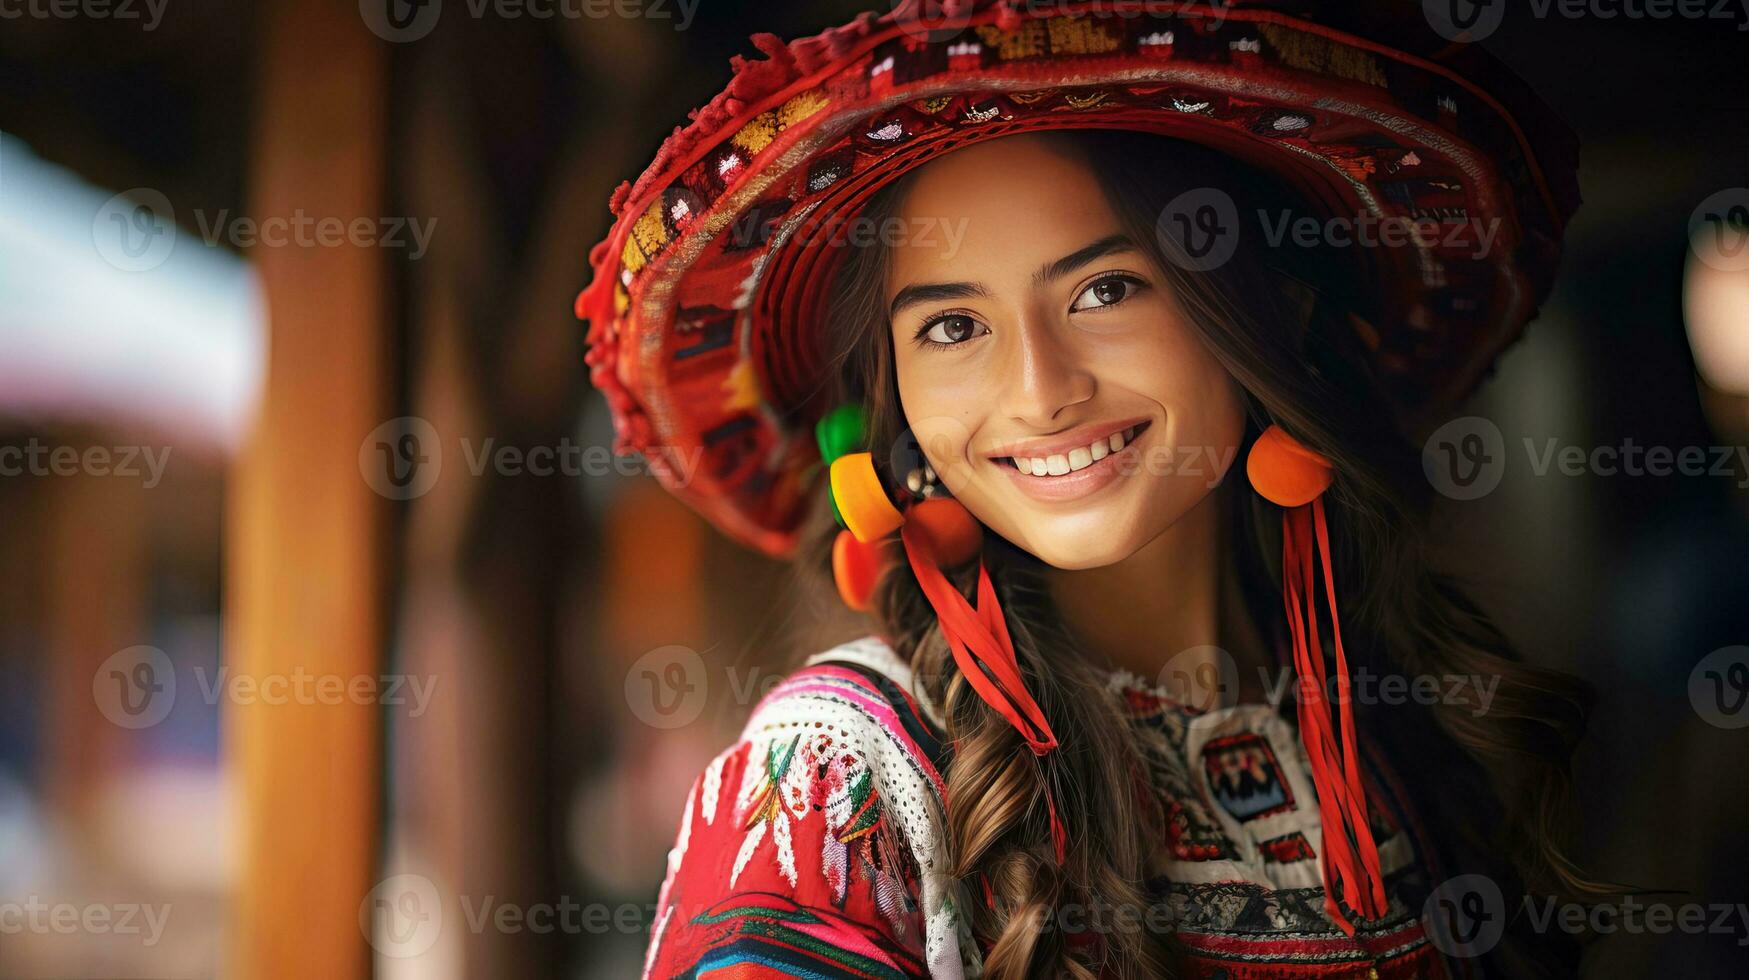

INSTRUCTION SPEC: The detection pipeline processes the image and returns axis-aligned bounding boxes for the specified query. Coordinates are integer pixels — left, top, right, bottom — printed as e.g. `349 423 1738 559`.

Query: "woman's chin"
1002 516 1157 571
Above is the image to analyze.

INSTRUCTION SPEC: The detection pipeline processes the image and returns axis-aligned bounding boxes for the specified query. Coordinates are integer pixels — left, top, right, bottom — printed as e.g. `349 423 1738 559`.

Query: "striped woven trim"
683 893 926 979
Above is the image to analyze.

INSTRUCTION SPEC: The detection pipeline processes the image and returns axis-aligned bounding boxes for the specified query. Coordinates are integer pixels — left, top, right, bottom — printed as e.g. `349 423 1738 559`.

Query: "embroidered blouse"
641 637 1453 979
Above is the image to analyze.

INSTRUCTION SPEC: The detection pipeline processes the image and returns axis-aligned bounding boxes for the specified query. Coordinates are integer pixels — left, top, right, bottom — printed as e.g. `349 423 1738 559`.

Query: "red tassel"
1044 778 1068 866
902 522 1068 866
902 524 1058 754
1281 498 1386 934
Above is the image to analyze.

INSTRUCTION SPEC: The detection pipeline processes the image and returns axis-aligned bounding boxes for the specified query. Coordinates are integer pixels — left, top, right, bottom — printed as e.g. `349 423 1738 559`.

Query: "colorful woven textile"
642 638 1454 978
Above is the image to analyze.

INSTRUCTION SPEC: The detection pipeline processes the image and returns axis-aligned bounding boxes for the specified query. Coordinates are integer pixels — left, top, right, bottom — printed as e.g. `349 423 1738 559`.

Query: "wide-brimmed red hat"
576 0 1579 556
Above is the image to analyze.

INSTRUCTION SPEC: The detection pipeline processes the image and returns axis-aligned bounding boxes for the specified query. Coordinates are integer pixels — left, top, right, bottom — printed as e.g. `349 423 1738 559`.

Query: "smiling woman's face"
884 133 1247 569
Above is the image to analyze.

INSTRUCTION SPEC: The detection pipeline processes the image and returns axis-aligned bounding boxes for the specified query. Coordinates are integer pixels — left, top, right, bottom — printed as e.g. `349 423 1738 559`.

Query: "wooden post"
226 1 388 977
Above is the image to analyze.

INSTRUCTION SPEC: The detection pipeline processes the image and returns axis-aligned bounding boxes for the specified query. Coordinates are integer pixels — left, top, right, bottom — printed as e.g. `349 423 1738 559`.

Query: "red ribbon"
1281 497 1386 934
903 522 1067 865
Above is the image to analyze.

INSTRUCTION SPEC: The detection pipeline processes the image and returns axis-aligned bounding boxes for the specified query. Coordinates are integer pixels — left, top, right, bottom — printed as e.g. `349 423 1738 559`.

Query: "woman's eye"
1070 275 1143 312
918 314 986 346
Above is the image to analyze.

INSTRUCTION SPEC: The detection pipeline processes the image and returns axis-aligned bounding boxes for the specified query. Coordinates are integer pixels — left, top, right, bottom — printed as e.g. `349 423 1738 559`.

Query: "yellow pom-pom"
829 452 905 543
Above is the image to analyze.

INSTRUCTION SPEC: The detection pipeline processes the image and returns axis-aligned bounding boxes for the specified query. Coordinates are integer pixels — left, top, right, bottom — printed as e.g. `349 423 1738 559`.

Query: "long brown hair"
804 129 1596 978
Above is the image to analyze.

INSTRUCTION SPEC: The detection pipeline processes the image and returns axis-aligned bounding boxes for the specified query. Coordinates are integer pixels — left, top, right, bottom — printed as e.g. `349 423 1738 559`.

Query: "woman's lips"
992 420 1152 502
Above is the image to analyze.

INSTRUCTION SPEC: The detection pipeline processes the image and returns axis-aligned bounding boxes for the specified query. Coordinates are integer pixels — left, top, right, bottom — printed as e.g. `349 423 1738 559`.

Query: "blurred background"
0 0 1745 977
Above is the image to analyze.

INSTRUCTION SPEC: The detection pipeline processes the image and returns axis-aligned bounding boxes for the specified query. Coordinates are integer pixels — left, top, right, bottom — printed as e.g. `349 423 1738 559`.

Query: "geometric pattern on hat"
577 0 1580 555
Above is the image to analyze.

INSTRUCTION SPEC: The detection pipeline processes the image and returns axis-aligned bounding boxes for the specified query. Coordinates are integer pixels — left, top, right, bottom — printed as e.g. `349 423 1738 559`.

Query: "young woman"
578 3 1595 977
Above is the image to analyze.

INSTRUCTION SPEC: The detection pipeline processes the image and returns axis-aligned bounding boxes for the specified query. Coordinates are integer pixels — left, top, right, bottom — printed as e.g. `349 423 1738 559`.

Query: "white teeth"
1009 425 1142 476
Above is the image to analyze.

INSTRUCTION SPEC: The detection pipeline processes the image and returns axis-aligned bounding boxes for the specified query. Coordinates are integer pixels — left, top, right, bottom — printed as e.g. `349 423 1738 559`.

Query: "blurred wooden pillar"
226 1 387 978
45 461 148 817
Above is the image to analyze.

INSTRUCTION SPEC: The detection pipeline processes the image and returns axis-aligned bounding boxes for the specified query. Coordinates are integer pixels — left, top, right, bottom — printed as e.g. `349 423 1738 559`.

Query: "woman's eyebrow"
886 233 1138 321
1032 233 1135 286
888 281 990 321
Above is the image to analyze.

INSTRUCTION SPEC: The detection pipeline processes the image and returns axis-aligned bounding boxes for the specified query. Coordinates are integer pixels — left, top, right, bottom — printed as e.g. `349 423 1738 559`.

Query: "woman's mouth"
989 420 1153 501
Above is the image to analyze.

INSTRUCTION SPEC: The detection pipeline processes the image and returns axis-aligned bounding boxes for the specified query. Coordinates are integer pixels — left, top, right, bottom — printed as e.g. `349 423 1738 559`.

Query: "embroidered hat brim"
577 0 1579 556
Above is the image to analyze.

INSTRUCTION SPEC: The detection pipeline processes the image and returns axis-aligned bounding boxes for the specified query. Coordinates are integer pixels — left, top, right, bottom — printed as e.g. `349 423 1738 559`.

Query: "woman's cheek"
895 378 982 488
897 351 990 429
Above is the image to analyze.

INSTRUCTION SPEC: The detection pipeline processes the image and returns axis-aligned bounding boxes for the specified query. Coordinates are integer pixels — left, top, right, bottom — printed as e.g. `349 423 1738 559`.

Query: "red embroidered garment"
642 639 1454 979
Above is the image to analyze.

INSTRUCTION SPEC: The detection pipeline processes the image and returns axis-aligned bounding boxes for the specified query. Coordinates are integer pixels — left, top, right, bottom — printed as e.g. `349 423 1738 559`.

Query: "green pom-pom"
815 403 867 464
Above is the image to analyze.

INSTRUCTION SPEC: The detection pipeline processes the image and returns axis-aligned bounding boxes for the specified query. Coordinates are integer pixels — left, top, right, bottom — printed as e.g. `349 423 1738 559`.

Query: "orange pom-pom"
833 530 886 611
906 498 982 567
830 452 905 543
1246 424 1333 507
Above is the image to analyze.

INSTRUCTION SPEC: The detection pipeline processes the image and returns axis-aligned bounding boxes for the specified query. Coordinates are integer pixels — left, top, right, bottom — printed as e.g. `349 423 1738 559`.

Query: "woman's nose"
999 314 1096 428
